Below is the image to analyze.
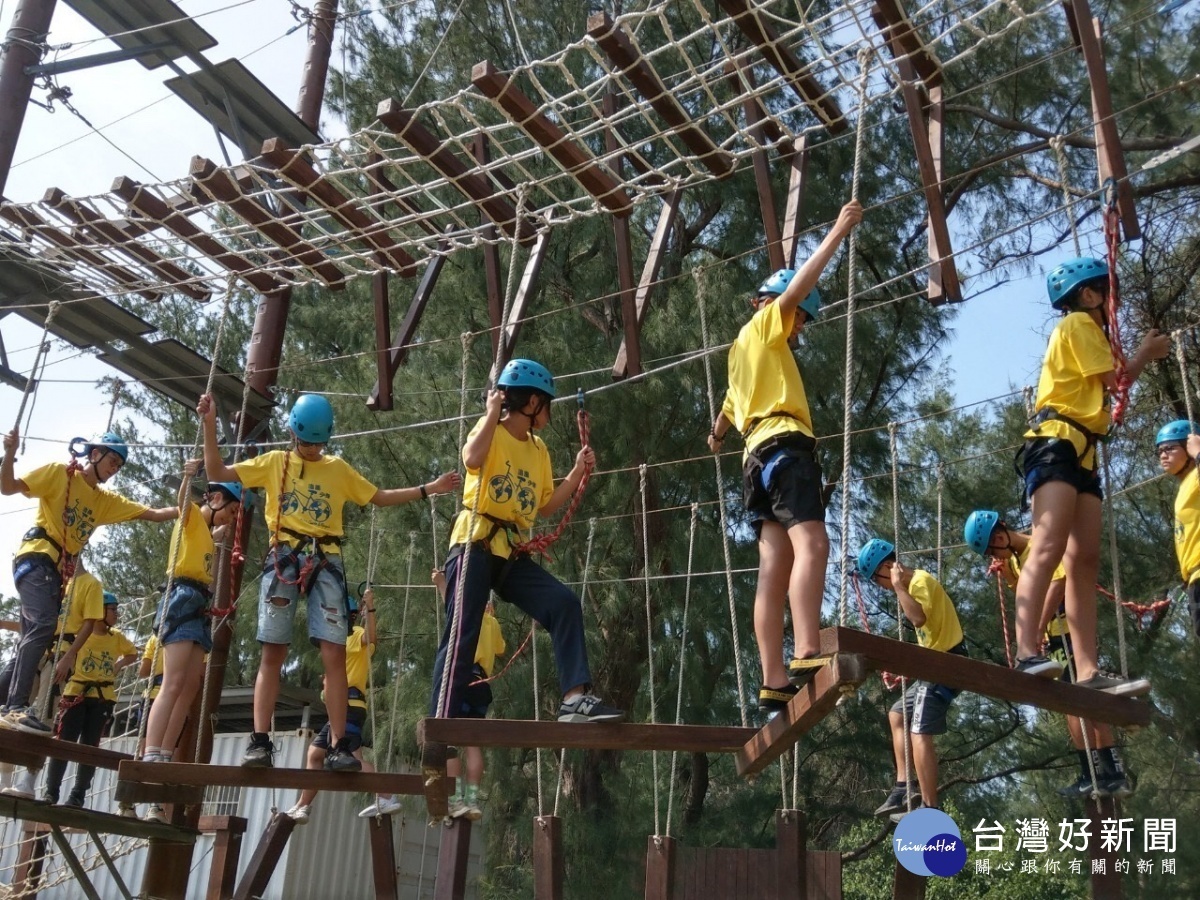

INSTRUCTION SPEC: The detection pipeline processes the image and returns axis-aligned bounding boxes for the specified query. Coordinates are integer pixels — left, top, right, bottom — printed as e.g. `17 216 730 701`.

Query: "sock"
143 746 161 760
252 731 269 745
1089 748 1109 780
1099 746 1124 777
465 784 480 804
449 792 463 806
160 750 173 762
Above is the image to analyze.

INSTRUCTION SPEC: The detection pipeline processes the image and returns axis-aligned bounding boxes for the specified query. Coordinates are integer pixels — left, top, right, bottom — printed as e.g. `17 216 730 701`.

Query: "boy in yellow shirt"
43 592 136 807
707 202 862 712
0 430 176 734
1012 257 1167 694
201 393 460 771
1155 421 1200 637
858 539 966 820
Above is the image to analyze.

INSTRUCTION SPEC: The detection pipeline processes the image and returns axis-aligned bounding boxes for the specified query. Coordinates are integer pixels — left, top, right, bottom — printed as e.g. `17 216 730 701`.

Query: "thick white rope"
639 463 661 835
1101 444 1130 678
1175 335 1196 429
554 517 595 818
1049 135 1082 256
665 504 698 837
889 422 915 814
385 531 418 772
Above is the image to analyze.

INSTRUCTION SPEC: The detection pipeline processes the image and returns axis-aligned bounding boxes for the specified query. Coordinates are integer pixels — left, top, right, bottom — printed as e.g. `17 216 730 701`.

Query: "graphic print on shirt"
489 462 538 516
280 481 333 525
79 649 115 679
64 499 100 545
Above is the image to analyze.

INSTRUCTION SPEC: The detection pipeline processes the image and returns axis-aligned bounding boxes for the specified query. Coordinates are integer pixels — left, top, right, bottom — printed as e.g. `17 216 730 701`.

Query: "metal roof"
60 0 218 70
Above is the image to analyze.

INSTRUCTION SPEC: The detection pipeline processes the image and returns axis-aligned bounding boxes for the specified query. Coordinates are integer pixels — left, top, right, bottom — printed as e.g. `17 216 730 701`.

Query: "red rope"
59 458 81 586
512 405 592 560
1103 196 1131 426
1096 585 1173 631
850 572 901 691
469 624 534 686
987 559 1015 667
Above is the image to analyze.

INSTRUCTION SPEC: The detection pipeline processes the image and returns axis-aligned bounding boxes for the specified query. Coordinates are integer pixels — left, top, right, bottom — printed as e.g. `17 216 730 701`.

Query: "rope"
935 463 945 577
665 504 697 837
104 379 123 432
385 531 417 773
11 302 58 437
697 270 748 726
988 561 1016 667
488 187 527 388
639 464 660 836
1101 444 1131 678
1102 189 1132 425
888 422 915 815
364 507 380 775
533 621 544 817
1049 135 1082 256
456 332 473 471
553 518 595 818
511 399 592 559
1174 335 1196 429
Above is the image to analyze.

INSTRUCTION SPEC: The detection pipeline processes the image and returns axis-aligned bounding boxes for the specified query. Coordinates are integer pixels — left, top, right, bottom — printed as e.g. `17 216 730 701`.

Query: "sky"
0 0 1084 598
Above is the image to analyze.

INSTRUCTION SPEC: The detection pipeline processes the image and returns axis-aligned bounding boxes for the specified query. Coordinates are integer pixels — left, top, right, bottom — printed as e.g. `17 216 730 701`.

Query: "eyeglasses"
1157 443 1184 455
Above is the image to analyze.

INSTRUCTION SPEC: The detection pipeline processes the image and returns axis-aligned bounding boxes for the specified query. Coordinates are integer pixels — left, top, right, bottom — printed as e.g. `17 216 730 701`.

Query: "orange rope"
986 558 1015 667
1103 185 1131 426
850 573 901 690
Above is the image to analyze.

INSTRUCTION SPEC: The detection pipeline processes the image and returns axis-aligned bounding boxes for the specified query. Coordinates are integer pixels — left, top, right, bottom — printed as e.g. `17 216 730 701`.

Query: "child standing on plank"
858 539 966 821
200 393 460 770
1155 421 1200 638
430 359 623 725
1012 257 1168 694
0 429 176 734
707 201 862 712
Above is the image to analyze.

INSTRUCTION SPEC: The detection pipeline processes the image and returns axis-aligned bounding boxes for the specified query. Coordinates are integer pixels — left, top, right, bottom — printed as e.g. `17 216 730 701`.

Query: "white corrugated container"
0 733 482 899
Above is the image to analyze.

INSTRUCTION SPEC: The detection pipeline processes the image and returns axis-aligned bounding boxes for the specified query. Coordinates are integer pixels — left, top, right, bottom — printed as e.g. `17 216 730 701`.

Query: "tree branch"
946 104 1180 151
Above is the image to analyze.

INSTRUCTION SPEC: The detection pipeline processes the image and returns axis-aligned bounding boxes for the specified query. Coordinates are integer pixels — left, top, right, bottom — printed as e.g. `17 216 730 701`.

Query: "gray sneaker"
6 707 51 735
241 735 275 768
1075 671 1151 698
1015 656 1064 678
557 693 625 723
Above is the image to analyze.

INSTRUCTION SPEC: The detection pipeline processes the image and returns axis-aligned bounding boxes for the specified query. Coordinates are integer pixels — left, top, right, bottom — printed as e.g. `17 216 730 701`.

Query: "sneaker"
117 803 138 818
1075 671 1151 698
2 770 36 799
447 797 473 819
2 707 51 735
873 784 917 817
143 804 166 823
758 684 799 713
1100 775 1134 800
557 693 626 723
890 800 927 825
63 795 85 809
241 735 275 768
1015 655 1064 678
141 751 168 763
787 654 832 687
324 739 362 772
1057 775 1094 799
465 801 483 821
358 795 403 818
286 803 310 825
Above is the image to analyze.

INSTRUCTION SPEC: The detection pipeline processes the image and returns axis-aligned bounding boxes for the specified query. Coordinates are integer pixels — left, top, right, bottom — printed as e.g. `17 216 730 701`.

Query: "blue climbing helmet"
1156 419 1197 447
497 358 556 398
102 591 119 607
288 394 334 444
86 432 129 464
963 510 1001 558
756 269 820 321
207 481 252 509
1045 257 1108 310
856 538 896 580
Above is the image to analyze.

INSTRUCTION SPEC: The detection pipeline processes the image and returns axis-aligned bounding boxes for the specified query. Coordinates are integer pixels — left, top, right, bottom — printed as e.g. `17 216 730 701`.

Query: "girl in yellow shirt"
1155 420 1200 637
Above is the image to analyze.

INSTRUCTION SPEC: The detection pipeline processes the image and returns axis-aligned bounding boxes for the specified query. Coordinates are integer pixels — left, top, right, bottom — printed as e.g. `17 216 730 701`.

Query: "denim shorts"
157 582 213 652
257 547 348 647
1022 437 1103 501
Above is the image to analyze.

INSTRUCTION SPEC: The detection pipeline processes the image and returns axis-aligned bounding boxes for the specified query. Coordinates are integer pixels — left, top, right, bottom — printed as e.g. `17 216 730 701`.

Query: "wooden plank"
435 817 472 900
644 835 675 900
500 230 551 364
367 813 399 900
114 779 205 805
777 809 805 899
43 189 210 300
421 740 451 820
49 825 103 900
604 89 642 379
371 267 393 412
199 815 248 834
871 0 942 87
205 817 245 900
473 61 633 217
826 627 1153 727
376 99 530 242
781 139 808 269
586 12 735 180
533 815 564 900
112 176 284 294
117 761 427 795
739 61 785 272
892 860 927 899
808 850 843 899
0 728 129 770
189 156 347 289
259 139 417 274
1086 796 1122 900
613 189 682 379
737 652 869 776
232 813 294 900
714 0 846 133
420 717 758 753
0 795 197 842
473 134 506 359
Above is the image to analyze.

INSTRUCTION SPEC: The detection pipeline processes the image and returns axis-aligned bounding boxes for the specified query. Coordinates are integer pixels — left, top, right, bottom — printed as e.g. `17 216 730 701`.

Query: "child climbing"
1011 257 1168 695
964 510 1132 798
1156 421 1200 638
199 392 461 770
429 359 623 725
857 539 966 820
707 200 863 712
0 429 176 734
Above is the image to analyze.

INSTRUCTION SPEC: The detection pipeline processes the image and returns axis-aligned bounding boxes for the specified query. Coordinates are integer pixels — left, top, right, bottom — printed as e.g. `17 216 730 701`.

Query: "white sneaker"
143 804 167 824
286 803 310 825
358 795 402 818
117 803 138 818
447 797 473 819
1 769 36 799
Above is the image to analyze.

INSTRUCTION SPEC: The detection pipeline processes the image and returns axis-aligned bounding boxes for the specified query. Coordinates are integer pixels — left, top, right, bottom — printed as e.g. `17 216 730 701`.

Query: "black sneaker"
758 684 799 713
1015 655 1063 678
241 734 275 768
1075 671 1151 698
1057 775 1094 799
1100 773 1135 800
889 800 925 824
324 739 362 772
787 654 832 688
873 784 917 817
64 795 85 809
557 693 626 723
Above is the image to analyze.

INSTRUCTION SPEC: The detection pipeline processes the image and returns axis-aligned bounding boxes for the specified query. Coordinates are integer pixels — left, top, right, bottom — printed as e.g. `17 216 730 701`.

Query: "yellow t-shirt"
234 450 377 551
1174 467 1200 584
345 625 375 709
475 611 506 677
166 502 215 583
1024 312 1114 469
56 572 105 638
721 301 815 459
16 462 147 561
65 628 136 701
1008 544 1069 638
906 569 964 652
449 418 555 559
142 634 165 699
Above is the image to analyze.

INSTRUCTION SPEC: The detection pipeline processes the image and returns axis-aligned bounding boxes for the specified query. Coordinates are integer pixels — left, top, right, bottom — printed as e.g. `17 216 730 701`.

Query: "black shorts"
312 704 368 752
1187 581 1200 640
1047 634 1075 683
742 432 825 533
460 665 493 719
1021 437 1103 501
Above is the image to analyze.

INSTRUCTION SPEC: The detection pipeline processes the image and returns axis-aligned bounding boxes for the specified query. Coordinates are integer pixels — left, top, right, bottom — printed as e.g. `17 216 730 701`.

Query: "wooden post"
644 834 676 900
473 134 506 360
781 140 809 269
892 860 927 899
202 816 247 900
604 89 642 378
807 850 843 899
14 822 49 900
737 62 785 272
231 813 296 900
533 815 564 900
372 267 392 411
435 817 472 900
367 814 399 900
776 809 806 899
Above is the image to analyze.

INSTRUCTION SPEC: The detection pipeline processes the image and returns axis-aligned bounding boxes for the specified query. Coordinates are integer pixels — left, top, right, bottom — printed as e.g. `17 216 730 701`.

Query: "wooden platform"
419 718 758 753
0 794 197 843
0 727 132 771
117 761 428 798
736 627 1154 776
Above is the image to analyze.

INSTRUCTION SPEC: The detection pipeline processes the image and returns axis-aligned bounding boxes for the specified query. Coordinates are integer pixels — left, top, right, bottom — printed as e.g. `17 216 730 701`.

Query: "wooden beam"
0 728 128 771
807 850 843 899
714 0 847 133
112 176 284 294
371 267 393 412
473 134 506 359
925 84 952 304
737 652 869 776
739 61 785 272
43 189 210 301
586 12 735 180
472 61 633 217
776 810 806 899
533 816 564 900
13 823 49 900
0 795 197 842
204 817 247 900
190 156 347 290
232 813 294 900
871 0 943 87
376 99 531 242
260 139 417 274
895 59 961 304
435 817 472 900
644 835 676 900
604 89 642 379
114 779 205 806
781 139 809 268
613 189 682 380
421 740 451 820
117 761 427 795
367 814 399 900
892 861 927 899
420 717 758 753
500 230 551 364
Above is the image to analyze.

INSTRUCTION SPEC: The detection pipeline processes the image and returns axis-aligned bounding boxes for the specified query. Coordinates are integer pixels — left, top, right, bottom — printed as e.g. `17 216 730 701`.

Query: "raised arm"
1 429 27 496
197 394 239 484
890 562 927 629
541 446 594 518
361 588 377 647
1105 329 1170 387
370 470 462 507
464 389 505 470
777 200 863 319
137 506 179 523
